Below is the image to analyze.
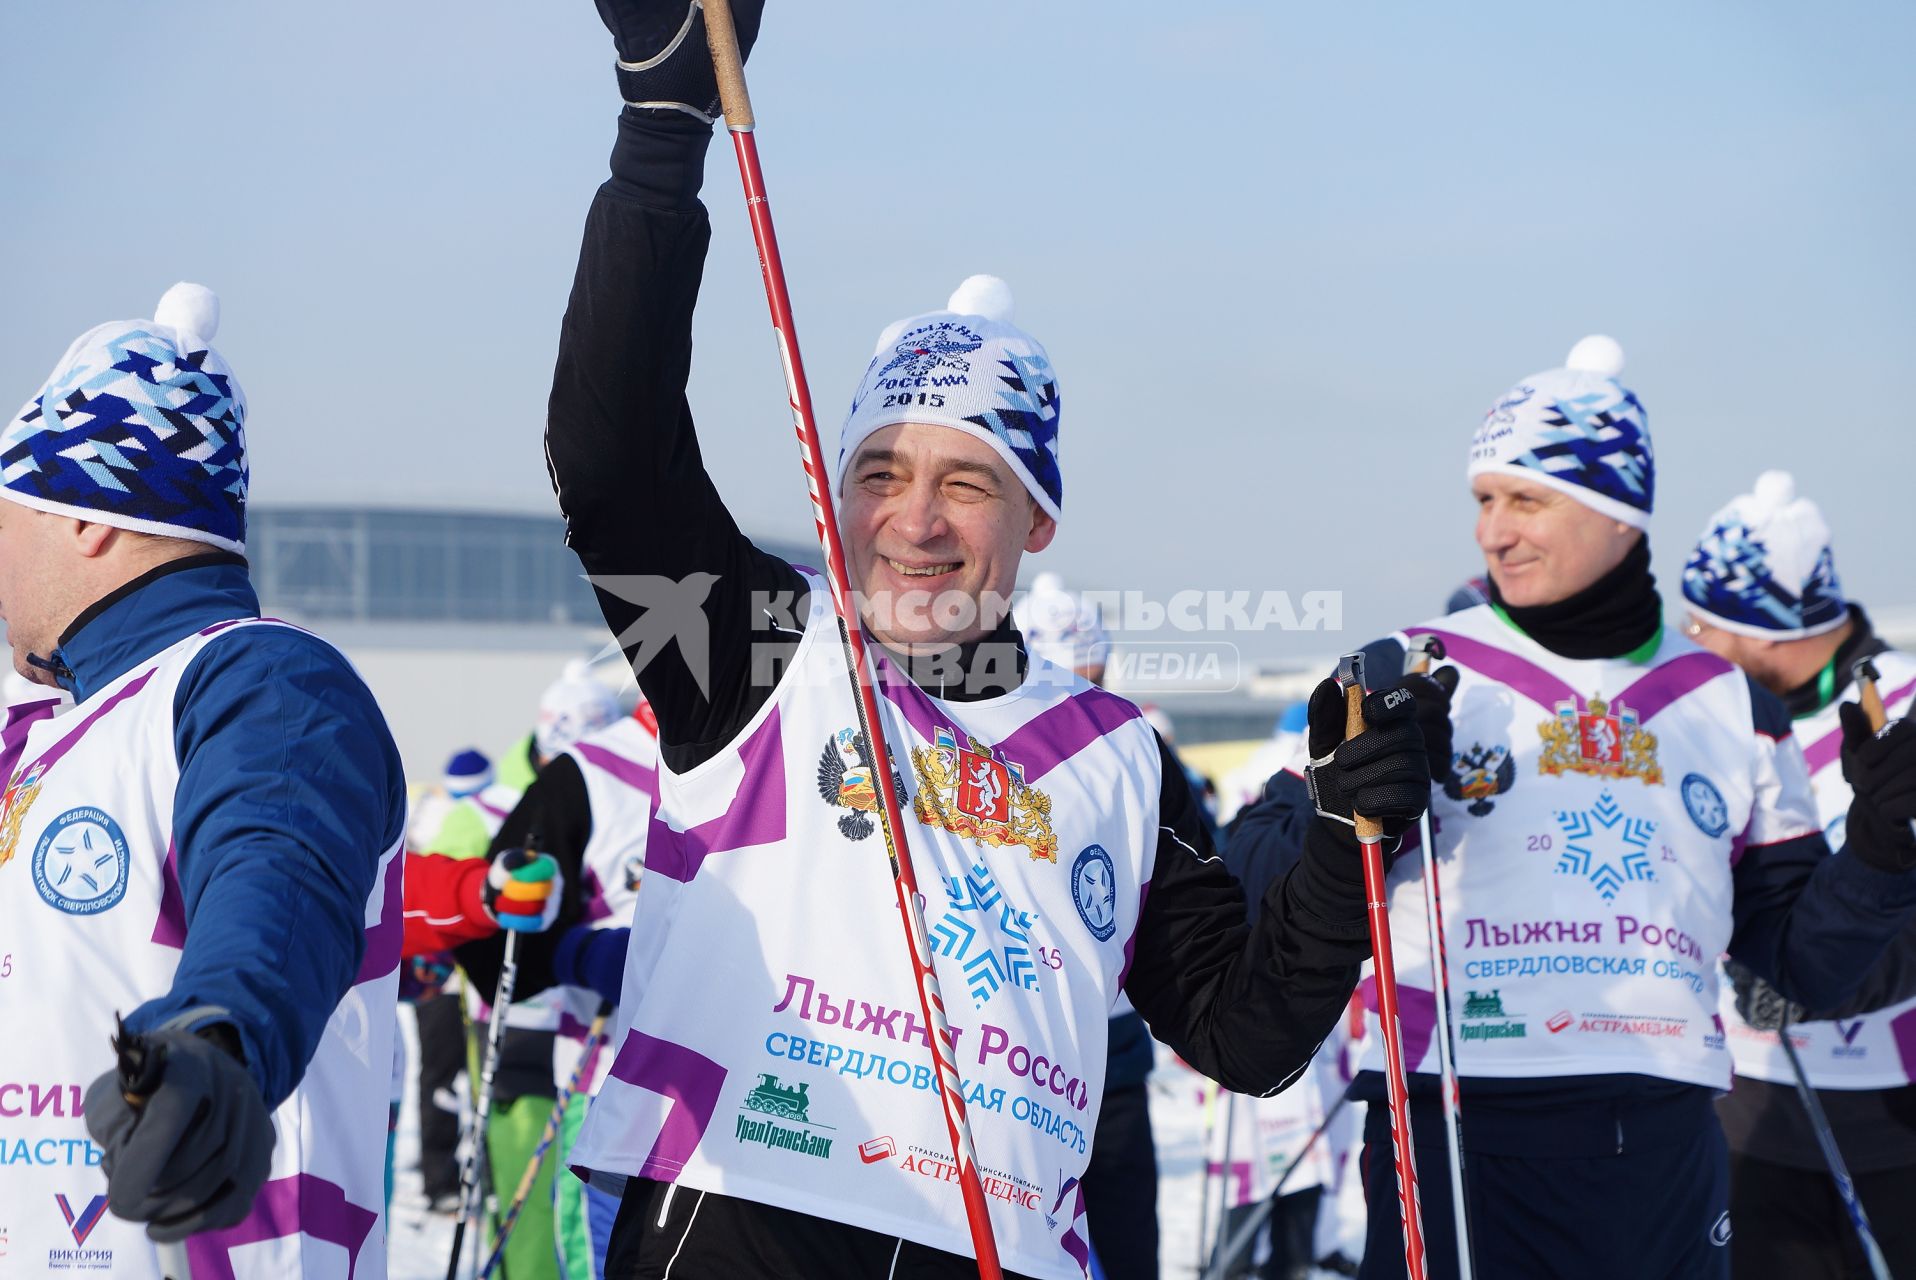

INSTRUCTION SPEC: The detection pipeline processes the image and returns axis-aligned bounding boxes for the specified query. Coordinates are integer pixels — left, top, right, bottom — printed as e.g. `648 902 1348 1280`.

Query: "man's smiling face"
838 422 1055 652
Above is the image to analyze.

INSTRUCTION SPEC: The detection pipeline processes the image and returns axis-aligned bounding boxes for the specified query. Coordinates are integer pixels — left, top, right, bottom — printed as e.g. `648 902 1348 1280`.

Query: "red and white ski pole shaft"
1405 636 1473 1280
702 4 1004 1274
1338 652 1428 1280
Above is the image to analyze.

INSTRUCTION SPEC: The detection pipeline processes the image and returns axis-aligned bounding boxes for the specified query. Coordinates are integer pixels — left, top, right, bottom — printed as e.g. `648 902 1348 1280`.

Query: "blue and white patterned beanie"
1682 471 1847 640
839 275 1062 520
1467 335 1653 529
2 283 247 552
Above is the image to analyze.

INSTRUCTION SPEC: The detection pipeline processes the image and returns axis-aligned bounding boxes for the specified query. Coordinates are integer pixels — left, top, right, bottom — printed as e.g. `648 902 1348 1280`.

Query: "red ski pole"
1338 651 1428 1280
702 3 1004 1274
1404 636 1474 1280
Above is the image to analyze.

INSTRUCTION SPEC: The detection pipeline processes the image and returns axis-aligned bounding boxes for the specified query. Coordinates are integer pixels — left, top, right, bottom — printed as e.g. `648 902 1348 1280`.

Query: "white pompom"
562 657 595 683
1564 334 1625 377
1752 470 1796 511
946 275 1015 324
1030 570 1065 596
154 282 220 348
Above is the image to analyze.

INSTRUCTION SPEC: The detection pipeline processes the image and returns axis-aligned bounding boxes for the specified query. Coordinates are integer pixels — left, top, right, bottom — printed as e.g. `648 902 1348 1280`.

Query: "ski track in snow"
386 1013 1362 1279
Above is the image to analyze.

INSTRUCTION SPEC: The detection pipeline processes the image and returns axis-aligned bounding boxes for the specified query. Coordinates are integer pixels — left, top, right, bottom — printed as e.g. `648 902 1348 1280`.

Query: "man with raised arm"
538 4 1434 1277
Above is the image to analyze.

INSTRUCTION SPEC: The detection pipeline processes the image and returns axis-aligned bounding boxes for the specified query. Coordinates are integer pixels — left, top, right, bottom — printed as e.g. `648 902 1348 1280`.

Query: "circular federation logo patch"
32 806 131 915
1680 773 1729 839
1071 844 1118 943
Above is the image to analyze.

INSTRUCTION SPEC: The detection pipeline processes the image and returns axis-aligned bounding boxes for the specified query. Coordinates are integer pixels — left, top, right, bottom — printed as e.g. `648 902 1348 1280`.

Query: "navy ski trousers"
1356 1089 1730 1280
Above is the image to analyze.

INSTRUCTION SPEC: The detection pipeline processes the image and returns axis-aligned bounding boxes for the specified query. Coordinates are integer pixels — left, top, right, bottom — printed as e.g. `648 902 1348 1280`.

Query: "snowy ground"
387 1008 1365 1279
390 1007 458 1280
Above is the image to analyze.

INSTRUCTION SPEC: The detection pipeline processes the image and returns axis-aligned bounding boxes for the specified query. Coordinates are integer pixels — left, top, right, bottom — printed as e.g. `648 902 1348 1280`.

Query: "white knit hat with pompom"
1681 470 1848 639
2 282 248 550
838 274 1062 520
1466 335 1653 529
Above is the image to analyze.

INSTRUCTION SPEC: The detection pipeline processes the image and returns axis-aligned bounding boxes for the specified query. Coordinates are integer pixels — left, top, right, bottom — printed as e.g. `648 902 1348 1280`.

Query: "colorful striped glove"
483 848 564 933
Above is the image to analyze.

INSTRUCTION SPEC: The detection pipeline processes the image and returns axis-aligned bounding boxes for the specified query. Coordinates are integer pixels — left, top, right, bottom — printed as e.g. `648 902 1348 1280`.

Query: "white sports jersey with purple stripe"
568 583 1161 1280
1722 647 1916 1089
0 619 400 1279
555 716 658 1093
1350 605 1820 1089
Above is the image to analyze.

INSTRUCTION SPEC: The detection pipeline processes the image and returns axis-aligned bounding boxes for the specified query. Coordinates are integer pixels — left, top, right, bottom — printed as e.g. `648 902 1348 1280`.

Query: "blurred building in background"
249 505 811 777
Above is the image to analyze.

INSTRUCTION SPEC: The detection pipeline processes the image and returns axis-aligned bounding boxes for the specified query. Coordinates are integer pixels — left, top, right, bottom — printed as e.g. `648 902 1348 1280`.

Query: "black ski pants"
604 1178 1043 1279
415 992 465 1200
1729 1151 1916 1279
1080 1081 1160 1280
1356 1090 1730 1280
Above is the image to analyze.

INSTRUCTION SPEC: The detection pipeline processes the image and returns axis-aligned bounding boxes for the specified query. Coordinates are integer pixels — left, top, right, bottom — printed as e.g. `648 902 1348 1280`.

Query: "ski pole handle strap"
703 0 755 129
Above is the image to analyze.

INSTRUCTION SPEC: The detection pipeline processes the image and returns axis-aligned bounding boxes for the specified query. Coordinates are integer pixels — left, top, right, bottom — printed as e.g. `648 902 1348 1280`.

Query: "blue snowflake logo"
1552 790 1656 900
927 860 1039 1007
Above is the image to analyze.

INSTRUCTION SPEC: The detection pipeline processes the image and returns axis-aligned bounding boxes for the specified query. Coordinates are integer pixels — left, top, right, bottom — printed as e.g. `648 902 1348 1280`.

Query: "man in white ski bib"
0 284 407 1276
1228 338 1916 1279
537 4 1437 1276
1680 471 1916 1277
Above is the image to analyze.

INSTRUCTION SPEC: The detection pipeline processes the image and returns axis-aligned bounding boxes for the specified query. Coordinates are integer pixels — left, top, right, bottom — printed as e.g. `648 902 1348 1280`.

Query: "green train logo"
743 1073 812 1123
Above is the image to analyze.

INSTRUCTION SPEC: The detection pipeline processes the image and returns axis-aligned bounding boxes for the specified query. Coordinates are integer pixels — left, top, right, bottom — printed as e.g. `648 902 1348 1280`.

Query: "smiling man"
534 4 1436 1278
1223 338 1916 1280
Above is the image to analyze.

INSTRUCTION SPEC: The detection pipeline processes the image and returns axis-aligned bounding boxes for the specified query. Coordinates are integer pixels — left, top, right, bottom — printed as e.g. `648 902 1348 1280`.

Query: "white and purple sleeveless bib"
569 582 1162 1280
553 716 659 1094
1353 606 1819 1090
0 619 401 1279
1722 648 1916 1089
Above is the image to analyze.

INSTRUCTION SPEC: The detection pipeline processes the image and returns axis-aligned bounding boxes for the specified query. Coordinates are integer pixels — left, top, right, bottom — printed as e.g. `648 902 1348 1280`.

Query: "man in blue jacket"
0 283 408 1276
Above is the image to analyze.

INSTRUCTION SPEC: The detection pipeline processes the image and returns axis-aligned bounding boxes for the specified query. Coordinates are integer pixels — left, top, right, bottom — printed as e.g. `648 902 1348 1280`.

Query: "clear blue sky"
3 1 1910 663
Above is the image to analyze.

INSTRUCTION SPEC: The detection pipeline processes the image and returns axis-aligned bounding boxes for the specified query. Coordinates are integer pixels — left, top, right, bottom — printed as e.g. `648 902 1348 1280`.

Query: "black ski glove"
1838 701 1916 873
1402 666 1460 782
598 0 766 124
84 1018 275 1242
1302 674 1431 845
1725 959 1805 1032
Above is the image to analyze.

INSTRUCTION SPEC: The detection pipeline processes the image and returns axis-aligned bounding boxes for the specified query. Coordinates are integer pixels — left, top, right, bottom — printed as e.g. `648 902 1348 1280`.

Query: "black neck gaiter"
1489 537 1662 661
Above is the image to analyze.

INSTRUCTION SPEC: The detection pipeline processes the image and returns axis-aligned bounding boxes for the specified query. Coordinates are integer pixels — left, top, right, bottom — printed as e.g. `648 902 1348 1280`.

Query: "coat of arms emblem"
911 726 1057 863
0 761 46 870
1444 743 1516 816
1538 694 1661 785
817 728 880 841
